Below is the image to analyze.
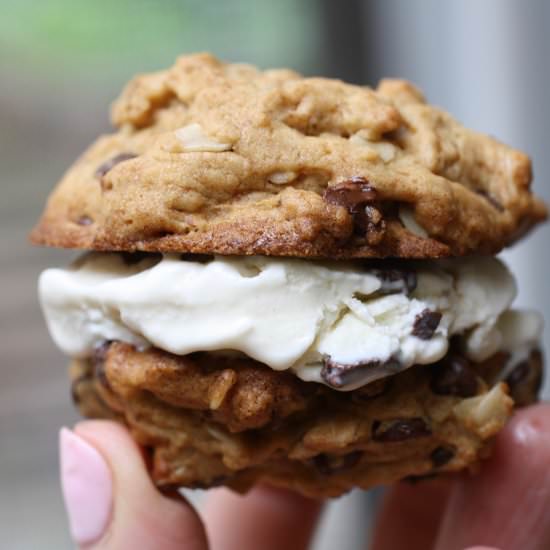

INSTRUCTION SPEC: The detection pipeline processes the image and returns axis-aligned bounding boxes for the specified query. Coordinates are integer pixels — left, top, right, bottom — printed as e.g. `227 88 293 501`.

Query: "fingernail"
59 427 113 546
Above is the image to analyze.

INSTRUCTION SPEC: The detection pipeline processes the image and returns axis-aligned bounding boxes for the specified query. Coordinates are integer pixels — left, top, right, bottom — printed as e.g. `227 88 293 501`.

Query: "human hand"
59 404 550 550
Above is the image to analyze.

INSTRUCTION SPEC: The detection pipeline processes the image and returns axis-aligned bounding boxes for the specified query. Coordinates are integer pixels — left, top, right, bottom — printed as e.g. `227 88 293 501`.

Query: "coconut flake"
452 383 512 438
268 171 297 184
399 205 429 238
369 142 396 162
175 123 232 152
349 133 396 163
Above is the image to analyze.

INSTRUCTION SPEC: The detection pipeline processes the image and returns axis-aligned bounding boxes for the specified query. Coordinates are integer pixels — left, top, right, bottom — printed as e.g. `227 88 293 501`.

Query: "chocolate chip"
430 446 455 468
76 215 93 226
324 176 377 209
311 451 363 475
372 418 431 442
475 189 504 212
95 152 137 179
505 351 543 407
323 177 384 239
430 355 479 397
412 309 442 340
371 267 417 295
321 356 401 389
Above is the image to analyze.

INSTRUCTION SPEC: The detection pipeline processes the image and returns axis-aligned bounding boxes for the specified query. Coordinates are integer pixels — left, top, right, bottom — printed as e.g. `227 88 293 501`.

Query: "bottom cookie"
70 342 542 498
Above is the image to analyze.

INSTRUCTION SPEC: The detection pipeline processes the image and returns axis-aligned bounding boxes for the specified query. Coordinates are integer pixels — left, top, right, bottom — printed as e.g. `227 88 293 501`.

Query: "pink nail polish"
59 428 113 546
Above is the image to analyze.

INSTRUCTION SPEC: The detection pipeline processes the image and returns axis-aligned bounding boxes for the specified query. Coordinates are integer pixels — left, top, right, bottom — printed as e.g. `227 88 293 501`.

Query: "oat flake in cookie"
32 53 546 498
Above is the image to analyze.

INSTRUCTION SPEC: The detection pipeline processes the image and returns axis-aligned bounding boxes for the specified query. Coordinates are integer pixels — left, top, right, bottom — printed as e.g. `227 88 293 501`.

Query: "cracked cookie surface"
31 53 546 258
70 341 542 498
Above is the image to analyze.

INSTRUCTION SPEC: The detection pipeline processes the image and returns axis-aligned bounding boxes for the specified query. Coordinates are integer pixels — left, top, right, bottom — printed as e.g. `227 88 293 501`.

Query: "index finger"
435 403 550 550
202 484 322 550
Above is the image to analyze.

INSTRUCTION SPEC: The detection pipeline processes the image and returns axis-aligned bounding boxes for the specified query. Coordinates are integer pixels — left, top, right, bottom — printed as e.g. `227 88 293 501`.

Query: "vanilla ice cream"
38 253 543 390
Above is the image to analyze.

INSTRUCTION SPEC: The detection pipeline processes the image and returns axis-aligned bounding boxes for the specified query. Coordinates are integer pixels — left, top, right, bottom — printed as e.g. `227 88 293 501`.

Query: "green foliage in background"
1 0 322 81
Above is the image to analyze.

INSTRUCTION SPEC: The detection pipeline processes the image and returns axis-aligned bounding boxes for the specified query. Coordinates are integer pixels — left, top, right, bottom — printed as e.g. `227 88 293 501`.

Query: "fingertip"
371 478 452 550
59 426 113 546
67 420 208 549
435 404 550 550
204 484 322 550
73 419 155 497
497 402 550 452
486 402 550 479
74 420 140 455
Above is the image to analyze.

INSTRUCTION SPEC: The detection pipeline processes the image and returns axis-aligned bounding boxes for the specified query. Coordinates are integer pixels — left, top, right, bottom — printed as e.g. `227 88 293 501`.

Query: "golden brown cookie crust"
31 53 546 258
70 342 543 498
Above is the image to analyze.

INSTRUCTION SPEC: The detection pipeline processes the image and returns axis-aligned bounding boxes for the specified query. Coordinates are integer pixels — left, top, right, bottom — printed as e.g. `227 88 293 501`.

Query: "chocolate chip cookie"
70 341 542 498
31 53 546 259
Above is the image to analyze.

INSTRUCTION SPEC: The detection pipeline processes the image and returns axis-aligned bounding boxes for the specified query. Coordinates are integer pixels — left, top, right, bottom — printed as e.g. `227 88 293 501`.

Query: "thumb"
59 420 208 550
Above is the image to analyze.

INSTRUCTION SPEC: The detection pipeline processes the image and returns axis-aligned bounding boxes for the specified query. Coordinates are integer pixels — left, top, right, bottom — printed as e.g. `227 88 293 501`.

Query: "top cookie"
31 53 546 258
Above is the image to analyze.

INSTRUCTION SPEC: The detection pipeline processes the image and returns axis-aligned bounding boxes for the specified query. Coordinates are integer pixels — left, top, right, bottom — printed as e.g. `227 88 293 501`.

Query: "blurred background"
1 1 549 548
